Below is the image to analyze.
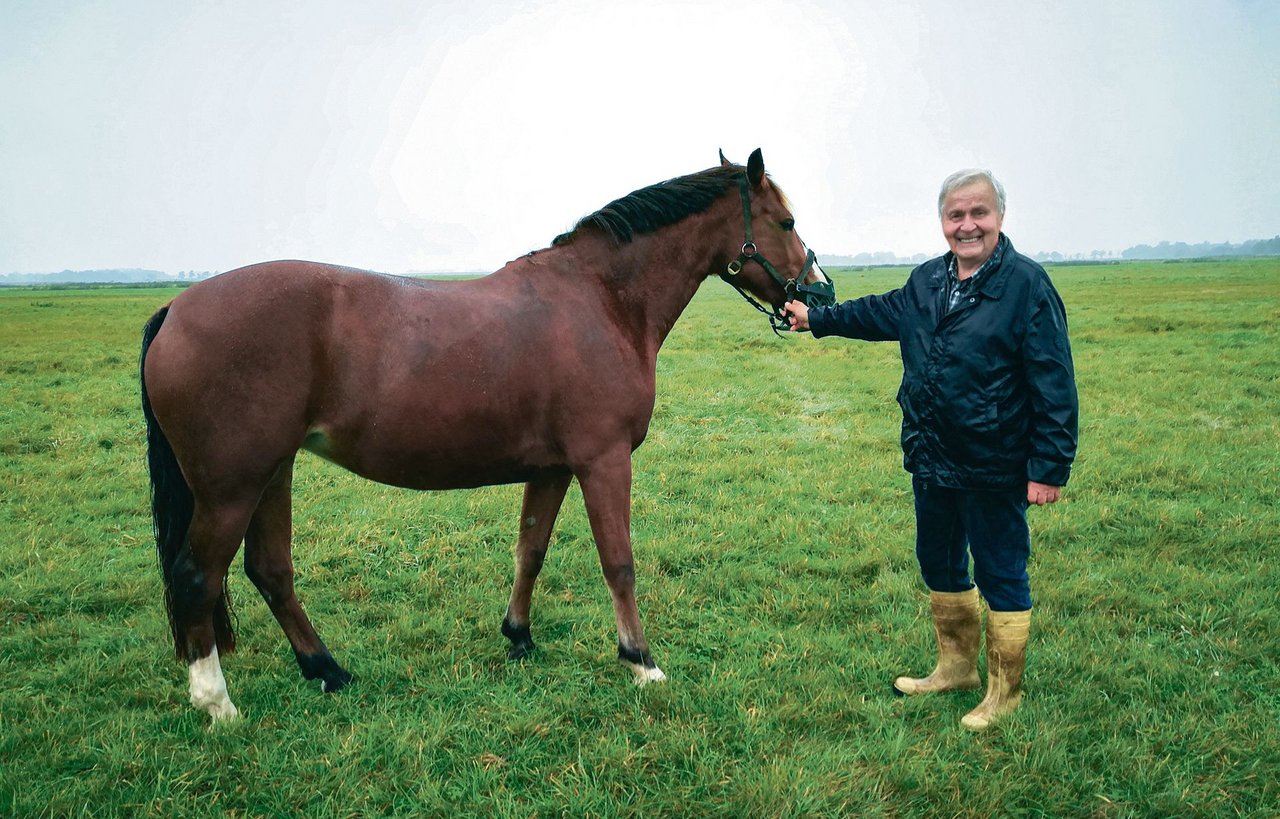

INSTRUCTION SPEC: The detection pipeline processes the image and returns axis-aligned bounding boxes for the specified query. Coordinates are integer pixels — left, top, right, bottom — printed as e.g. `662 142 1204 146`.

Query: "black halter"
717 174 835 335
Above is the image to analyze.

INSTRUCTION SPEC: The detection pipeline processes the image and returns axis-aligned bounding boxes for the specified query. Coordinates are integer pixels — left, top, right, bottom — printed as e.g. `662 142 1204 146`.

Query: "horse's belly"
301 427 565 490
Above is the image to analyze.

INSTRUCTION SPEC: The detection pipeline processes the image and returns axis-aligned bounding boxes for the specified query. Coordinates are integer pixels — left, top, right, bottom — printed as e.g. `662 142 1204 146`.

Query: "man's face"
941 181 1003 271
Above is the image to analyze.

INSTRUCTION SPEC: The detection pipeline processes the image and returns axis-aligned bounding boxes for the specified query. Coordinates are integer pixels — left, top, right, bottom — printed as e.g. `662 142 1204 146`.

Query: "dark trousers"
912 476 1032 612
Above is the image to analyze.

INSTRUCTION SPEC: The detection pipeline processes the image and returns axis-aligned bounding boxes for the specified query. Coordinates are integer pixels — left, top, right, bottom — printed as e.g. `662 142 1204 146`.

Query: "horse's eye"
780 218 795 231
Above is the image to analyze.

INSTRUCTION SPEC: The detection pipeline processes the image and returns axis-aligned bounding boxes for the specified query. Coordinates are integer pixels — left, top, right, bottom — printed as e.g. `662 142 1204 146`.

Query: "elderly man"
785 169 1078 730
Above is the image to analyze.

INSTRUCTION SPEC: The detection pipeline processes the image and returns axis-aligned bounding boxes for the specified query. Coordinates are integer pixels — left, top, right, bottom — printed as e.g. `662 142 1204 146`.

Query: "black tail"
140 306 235 659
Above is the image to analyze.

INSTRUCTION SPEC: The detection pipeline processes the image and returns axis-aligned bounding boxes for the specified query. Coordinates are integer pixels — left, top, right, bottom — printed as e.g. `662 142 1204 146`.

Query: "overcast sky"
2 0 1276 274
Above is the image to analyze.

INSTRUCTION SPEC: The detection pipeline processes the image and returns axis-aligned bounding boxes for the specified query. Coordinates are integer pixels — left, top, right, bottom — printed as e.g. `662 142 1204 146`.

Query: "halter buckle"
725 259 743 276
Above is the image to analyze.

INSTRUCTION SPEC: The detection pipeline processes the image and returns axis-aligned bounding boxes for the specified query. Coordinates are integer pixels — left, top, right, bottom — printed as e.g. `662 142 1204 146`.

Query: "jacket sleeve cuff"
808 306 833 338
1028 458 1072 487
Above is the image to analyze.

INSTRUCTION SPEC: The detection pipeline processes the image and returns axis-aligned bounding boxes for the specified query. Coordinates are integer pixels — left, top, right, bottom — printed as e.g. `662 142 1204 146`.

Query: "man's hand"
784 300 810 331
1027 481 1062 505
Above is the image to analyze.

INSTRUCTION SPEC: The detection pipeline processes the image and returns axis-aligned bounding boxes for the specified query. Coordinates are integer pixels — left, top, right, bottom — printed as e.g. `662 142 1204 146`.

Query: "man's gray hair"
938 169 1006 218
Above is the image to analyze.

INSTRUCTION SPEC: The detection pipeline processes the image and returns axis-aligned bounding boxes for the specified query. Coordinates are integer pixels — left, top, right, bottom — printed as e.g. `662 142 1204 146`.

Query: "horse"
139 148 835 720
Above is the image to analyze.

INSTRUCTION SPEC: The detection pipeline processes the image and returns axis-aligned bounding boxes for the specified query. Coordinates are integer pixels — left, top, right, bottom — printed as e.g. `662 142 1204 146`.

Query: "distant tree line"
818 251 932 267
1117 236 1280 260
0 269 217 285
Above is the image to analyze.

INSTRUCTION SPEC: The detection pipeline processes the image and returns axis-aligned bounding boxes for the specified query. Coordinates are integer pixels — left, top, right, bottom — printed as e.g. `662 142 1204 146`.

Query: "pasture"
1 258 1277 816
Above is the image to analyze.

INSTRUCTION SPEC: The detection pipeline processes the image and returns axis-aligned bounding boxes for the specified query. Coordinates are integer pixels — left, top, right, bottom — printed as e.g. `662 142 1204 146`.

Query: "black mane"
552 165 745 247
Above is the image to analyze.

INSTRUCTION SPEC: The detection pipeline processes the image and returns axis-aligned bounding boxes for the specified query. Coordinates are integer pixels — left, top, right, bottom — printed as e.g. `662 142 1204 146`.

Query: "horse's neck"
595 208 734 356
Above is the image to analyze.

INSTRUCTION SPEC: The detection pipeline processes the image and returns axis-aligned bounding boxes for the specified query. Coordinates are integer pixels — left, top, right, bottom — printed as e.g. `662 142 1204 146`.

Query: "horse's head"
717 148 835 333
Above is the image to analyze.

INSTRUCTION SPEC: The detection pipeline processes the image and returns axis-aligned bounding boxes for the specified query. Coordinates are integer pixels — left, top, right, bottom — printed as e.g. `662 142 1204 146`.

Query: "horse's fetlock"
617 642 653 668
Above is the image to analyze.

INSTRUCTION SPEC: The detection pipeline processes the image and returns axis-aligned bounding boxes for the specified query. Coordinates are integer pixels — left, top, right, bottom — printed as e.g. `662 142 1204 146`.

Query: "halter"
717 174 836 335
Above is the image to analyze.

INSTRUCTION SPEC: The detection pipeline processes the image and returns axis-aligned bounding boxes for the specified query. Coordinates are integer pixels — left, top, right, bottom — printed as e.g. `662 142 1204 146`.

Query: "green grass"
1 260 1278 817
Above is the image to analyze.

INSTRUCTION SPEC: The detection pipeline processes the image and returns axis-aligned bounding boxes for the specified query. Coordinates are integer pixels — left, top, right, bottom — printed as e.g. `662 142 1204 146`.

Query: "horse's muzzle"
787 250 837 309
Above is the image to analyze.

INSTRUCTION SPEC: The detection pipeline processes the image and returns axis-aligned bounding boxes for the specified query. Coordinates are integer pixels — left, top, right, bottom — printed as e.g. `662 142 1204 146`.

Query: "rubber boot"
961 609 1031 731
893 587 982 696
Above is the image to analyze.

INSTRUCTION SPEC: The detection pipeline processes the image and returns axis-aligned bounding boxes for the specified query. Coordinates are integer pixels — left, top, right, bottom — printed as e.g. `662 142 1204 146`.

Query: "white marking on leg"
624 660 667 685
188 647 239 721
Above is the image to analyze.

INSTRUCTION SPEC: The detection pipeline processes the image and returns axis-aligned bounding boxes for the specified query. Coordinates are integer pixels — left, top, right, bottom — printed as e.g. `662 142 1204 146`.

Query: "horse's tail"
140 306 236 659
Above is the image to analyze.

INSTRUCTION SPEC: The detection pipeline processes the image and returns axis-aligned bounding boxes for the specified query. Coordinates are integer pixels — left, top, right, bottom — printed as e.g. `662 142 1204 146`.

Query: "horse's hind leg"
502 473 572 660
175 498 257 720
244 459 353 693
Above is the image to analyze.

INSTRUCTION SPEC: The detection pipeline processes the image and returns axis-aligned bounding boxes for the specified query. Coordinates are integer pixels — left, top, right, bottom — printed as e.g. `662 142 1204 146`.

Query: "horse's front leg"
501 472 572 660
577 446 666 684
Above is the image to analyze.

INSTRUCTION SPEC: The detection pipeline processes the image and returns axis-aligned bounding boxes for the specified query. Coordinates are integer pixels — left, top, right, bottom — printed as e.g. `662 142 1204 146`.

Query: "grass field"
1 259 1277 817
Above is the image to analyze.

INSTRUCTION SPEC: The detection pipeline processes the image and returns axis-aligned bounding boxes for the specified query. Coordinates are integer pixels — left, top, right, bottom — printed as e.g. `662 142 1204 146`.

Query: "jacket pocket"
936 390 997 437
896 384 922 459
935 393 1003 468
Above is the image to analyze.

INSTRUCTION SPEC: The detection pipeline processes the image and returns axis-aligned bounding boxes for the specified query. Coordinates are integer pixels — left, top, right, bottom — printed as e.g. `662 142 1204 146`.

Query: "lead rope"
720 274 793 337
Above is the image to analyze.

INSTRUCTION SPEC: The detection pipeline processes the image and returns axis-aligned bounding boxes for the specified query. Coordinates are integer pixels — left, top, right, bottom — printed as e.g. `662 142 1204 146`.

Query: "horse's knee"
600 561 635 589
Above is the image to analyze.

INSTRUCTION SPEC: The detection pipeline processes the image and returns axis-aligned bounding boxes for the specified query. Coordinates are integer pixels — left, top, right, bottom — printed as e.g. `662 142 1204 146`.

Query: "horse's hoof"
501 618 536 661
630 664 667 686
617 644 665 685
322 669 354 693
204 701 240 723
507 641 536 661
297 651 352 693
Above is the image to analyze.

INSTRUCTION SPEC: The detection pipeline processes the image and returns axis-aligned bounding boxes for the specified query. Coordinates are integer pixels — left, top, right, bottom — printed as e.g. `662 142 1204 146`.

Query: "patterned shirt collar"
946 232 1008 285
943 233 1007 312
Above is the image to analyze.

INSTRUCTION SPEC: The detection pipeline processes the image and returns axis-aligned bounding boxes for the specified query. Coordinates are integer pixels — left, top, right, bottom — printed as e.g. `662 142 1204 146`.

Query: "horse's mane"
552 164 749 247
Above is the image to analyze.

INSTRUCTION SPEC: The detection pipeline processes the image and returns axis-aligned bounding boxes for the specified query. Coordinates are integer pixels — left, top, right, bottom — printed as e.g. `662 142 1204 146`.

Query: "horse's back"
169 260 419 322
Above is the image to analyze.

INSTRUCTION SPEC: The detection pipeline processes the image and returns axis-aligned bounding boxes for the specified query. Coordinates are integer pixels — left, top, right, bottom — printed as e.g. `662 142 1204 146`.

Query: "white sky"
1 0 1276 274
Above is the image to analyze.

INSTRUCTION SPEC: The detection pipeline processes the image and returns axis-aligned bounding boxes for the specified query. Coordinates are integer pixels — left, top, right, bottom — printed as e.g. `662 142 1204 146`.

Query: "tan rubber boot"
893 588 982 696
961 609 1031 731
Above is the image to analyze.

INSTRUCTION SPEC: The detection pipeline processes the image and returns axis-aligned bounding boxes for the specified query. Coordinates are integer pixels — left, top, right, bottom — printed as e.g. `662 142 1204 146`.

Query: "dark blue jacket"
809 237 1078 490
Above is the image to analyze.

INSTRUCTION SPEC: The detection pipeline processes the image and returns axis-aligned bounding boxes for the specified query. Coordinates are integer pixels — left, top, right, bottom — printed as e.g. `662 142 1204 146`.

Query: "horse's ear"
747 148 766 188
719 148 731 167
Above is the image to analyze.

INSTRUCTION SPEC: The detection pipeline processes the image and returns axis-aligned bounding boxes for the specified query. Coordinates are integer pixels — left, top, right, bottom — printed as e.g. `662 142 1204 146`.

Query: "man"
785 169 1078 730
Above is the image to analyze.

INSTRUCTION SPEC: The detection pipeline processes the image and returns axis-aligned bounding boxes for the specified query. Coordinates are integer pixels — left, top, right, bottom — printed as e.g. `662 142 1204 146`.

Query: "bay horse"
140 149 834 720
